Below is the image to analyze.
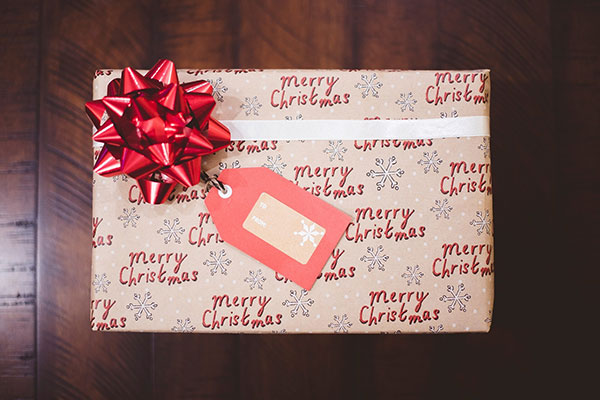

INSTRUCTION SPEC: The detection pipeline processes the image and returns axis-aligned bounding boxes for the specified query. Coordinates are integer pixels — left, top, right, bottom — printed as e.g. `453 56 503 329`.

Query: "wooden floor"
1 0 597 398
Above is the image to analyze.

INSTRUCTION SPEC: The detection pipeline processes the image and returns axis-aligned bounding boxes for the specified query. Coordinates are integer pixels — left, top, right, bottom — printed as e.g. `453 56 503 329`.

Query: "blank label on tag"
205 167 352 290
243 193 326 264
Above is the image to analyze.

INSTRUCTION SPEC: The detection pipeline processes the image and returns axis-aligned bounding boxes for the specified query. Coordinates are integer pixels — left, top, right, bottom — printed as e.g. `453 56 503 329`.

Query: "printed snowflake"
294 220 324 247
282 289 314 317
118 207 140 228
208 77 228 102
361 245 389 272
157 218 185 244
92 273 111 293
440 110 458 118
244 269 266 290
219 160 241 170
478 137 490 158
285 114 303 120
112 174 128 182
417 151 443 174
126 291 158 321
355 73 383 98
395 92 417 112
429 324 444 333
401 265 424 286
366 156 404 190
470 210 492 235
430 199 453 220
440 283 471 313
323 140 348 161
262 154 287 175
485 310 493 324
203 249 231 276
328 314 352 333
240 96 262 116
172 317 196 332
92 111 109 135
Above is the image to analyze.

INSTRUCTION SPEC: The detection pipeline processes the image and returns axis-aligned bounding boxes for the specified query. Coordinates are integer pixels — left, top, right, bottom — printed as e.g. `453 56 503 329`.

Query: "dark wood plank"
156 0 239 68
152 2 242 399
352 0 438 69
552 0 599 394
0 1 40 399
238 0 354 68
37 1 156 398
353 0 557 398
0 1 39 399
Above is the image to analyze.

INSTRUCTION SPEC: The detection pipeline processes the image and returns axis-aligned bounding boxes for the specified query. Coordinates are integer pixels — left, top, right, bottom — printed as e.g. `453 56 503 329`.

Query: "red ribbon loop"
87 59 230 204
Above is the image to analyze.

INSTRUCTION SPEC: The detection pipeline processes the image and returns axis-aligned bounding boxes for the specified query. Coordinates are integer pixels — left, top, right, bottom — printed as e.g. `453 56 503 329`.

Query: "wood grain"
36 1 155 399
0 0 597 398
0 1 39 399
551 1 599 392
238 0 353 68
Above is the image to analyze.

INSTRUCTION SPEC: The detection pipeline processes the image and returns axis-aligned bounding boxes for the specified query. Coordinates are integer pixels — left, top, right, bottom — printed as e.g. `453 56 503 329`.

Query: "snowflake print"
401 265 424 286
244 269 266 290
430 199 453 220
157 218 185 244
366 156 404 190
262 154 287 175
92 273 111 293
285 114 303 120
294 220 324 247
112 174 128 182
417 151 443 174
429 324 444 333
218 160 241 170
355 73 383 98
361 245 389 272
328 314 352 333
126 291 158 321
208 77 228 102
118 207 140 228
485 310 493 324
479 137 490 158
240 96 262 116
203 249 231 276
395 92 417 112
282 289 314 317
440 110 458 118
172 317 196 332
323 140 348 161
440 283 471 313
470 210 492 235
92 111 109 136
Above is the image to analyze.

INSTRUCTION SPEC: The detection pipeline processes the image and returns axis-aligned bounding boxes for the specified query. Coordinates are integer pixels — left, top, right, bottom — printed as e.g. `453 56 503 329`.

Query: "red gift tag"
205 167 351 290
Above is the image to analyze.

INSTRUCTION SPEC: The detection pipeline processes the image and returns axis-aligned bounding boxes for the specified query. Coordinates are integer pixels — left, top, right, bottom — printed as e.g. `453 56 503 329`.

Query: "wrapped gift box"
90 69 493 333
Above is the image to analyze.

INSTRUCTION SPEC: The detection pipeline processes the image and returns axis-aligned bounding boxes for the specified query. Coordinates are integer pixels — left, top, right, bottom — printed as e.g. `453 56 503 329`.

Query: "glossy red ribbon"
86 59 230 204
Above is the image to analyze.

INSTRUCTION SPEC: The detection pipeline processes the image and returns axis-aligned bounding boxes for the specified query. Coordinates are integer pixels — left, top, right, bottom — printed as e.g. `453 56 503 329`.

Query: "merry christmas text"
202 294 282 331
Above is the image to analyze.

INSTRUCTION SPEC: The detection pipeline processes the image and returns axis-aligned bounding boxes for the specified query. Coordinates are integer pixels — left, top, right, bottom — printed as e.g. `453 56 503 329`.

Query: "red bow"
86 59 230 204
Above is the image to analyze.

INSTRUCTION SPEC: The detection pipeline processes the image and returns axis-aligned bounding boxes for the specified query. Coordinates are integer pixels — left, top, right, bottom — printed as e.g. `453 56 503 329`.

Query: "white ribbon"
222 116 489 141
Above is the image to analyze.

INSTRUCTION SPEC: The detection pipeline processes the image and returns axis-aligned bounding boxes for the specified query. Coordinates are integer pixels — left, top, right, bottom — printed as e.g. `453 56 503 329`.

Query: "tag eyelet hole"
218 184 232 199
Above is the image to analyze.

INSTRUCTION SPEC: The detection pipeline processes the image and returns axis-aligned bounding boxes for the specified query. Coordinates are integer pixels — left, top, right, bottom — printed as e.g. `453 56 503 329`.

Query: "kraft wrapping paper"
91 69 493 333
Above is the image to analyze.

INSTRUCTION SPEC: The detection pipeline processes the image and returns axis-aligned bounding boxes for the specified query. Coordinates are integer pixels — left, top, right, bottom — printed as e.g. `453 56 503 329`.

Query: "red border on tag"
205 168 351 290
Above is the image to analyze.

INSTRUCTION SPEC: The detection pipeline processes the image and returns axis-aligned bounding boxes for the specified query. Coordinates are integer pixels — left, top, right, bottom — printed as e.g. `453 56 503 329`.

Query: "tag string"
200 171 227 193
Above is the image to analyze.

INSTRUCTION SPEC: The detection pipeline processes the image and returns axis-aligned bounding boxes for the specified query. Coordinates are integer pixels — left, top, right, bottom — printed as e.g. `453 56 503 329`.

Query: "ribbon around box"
86 59 231 204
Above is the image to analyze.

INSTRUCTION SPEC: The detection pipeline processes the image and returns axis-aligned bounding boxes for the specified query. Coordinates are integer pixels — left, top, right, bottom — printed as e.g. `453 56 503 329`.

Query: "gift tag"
205 167 351 290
